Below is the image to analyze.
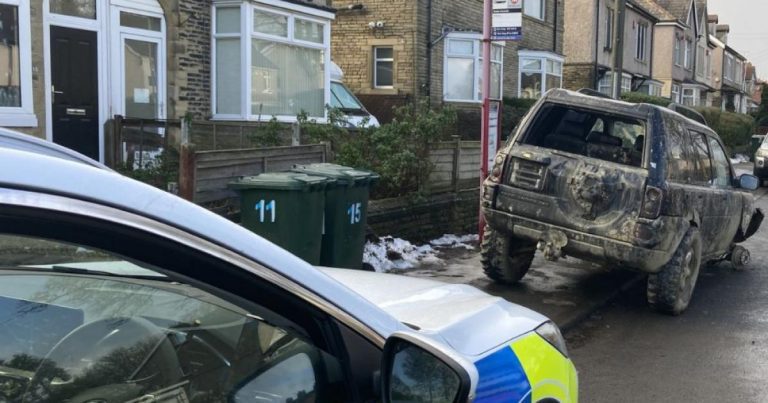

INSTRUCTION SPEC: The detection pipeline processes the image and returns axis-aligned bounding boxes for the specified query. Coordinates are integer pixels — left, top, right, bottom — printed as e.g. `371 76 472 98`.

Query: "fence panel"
193 144 328 204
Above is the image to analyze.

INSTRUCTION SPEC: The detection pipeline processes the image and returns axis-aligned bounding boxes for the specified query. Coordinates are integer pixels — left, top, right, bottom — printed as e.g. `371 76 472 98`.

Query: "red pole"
479 0 492 239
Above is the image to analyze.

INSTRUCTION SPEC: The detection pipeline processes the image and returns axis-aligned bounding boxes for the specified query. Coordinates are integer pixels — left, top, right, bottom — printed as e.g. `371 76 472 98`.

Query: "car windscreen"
521 103 647 167
330 82 365 111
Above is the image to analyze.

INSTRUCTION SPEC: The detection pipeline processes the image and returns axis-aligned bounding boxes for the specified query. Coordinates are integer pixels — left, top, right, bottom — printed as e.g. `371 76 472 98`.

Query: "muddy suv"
481 89 763 315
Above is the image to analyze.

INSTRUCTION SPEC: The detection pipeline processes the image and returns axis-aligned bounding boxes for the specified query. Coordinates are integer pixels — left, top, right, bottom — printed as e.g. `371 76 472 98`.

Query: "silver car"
0 129 577 403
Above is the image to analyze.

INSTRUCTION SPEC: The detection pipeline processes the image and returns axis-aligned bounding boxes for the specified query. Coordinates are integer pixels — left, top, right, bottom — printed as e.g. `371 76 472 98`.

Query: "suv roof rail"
577 88 613 99
667 103 708 126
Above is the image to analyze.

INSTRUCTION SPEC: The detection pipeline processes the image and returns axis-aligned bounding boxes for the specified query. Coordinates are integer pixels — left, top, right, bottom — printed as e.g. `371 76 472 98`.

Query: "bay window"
443 33 503 102
0 0 35 126
518 51 562 99
212 2 332 121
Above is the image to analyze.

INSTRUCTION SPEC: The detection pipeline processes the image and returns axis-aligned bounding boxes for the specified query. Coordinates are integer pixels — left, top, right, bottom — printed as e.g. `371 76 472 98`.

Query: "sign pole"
479 0 492 239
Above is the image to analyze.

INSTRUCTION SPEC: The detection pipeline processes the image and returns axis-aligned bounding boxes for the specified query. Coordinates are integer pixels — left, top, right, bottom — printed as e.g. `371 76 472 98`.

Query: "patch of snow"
363 236 439 273
730 154 751 164
429 234 479 250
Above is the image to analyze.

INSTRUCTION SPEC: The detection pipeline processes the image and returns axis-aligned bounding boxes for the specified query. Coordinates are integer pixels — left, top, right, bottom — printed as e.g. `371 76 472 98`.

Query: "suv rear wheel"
647 227 702 315
481 225 536 284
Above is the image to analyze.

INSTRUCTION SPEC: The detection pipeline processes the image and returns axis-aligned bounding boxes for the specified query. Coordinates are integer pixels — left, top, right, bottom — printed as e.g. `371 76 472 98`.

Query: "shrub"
696 107 755 153
301 101 457 199
620 92 671 107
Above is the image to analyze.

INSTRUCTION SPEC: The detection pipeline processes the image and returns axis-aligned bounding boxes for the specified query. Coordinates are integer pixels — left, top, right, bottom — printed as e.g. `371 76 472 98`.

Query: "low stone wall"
367 188 480 242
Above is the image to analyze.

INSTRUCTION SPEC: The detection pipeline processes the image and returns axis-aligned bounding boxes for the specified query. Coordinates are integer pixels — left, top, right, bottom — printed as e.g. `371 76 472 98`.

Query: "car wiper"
13 265 176 282
52 265 175 282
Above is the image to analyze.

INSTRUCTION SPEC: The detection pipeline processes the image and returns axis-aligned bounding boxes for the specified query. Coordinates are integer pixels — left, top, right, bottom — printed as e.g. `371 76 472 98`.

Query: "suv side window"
665 117 692 182
690 131 713 185
708 137 732 188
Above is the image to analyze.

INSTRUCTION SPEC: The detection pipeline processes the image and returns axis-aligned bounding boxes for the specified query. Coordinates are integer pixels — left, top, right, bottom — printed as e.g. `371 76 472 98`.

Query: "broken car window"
522 103 646 167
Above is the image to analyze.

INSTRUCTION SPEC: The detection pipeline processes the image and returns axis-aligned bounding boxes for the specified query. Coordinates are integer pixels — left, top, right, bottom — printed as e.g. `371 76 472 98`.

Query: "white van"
330 62 380 127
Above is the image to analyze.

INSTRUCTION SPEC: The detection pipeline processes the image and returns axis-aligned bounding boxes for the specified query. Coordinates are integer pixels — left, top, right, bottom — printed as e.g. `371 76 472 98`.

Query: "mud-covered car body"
482 89 762 276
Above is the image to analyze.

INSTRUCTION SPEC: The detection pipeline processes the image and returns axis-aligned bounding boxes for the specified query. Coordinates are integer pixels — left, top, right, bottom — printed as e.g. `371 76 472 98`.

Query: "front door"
51 26 99 160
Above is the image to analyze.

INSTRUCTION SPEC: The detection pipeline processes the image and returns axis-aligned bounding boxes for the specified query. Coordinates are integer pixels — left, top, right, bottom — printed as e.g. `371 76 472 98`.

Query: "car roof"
0 145 404 339
0 127 111 170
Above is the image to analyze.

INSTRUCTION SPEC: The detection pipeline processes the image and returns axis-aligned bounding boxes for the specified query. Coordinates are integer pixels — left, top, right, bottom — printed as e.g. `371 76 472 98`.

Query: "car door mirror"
381 331 477 403
738 174 760 190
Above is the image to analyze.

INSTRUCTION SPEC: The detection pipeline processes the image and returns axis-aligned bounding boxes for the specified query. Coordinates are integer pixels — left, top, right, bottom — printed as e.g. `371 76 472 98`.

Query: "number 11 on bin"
347 202 362 224
255 200 276 223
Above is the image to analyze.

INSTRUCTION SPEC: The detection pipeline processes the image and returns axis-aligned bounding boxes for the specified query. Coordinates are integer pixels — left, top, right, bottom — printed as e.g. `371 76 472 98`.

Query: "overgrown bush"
301 100 457 199
696 107 755 153
620 92 672 107
116 146 179 190
248 116 284 147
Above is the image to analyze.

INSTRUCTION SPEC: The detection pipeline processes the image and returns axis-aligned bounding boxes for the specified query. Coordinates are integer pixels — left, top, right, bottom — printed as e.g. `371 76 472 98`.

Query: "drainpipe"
593 0 600 89
425 0 433 99
552 0 559 52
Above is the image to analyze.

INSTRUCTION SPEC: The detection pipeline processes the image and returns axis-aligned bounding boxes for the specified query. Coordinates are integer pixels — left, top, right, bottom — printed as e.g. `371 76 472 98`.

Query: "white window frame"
635 22 648 61
597 72 631 96
211 1 333 122
0 0 36 127
524 0 546 21
681 87 697 106
443 32 504 103
517 50 563 99
373 46 394 89
671 84 681 103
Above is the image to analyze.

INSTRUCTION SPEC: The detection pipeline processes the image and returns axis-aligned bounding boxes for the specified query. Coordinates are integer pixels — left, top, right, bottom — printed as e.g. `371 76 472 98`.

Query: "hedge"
695 107 755 153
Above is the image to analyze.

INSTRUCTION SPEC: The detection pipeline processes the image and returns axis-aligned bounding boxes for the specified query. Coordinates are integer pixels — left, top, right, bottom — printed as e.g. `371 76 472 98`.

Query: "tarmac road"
566 184 768 402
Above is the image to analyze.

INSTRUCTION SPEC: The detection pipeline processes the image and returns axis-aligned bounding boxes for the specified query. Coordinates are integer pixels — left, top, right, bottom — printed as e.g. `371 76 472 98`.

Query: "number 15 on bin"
255 200 276 223
347 202 361 224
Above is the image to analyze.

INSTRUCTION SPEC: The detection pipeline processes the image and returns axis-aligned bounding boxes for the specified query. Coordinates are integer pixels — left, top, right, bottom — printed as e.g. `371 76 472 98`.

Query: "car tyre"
647 227 702 315
481 225 536 284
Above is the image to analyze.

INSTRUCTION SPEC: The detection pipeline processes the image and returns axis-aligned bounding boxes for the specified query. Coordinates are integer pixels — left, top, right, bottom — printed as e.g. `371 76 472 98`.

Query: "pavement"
403 162 760 333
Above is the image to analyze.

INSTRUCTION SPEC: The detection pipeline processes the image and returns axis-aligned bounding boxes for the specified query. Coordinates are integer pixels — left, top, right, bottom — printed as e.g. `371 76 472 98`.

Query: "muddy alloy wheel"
480 225 536 284
647 228 702 315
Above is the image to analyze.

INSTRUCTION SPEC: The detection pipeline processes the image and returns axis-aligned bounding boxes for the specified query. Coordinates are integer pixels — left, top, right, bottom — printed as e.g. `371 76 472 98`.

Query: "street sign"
491 0 522 41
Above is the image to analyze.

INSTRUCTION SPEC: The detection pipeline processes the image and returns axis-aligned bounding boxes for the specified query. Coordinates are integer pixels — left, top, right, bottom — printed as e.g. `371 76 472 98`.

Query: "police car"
0 128 577 402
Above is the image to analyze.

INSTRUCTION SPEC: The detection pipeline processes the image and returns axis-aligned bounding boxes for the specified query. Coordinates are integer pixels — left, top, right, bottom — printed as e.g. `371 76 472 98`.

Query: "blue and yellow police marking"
474 333 578 403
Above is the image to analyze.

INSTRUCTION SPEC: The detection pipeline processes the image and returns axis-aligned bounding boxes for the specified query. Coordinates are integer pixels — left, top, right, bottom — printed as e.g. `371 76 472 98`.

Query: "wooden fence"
427 138 482 194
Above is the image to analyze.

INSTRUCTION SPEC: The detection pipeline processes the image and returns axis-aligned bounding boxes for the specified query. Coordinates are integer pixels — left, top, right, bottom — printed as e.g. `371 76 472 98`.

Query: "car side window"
665 117 692 182
707 137 732 188
0 233 350 403
689 131 713 185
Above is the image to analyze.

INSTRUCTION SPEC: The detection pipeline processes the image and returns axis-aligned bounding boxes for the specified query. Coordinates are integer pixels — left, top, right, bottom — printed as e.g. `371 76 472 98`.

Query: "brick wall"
563 64 596 90
333 0 564 133
368 189 480 242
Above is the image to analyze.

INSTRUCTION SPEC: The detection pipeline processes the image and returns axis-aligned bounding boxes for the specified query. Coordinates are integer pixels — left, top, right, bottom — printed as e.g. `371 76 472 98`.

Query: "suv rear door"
502 102 648 243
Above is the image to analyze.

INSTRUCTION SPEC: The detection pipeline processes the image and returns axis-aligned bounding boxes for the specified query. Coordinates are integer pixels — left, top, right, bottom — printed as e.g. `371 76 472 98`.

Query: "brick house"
563 0 664 96
0 0 335 162
329 0 564 131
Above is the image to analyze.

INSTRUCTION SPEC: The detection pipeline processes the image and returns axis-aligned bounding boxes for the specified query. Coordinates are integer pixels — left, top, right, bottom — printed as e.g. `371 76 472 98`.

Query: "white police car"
0 128 577 402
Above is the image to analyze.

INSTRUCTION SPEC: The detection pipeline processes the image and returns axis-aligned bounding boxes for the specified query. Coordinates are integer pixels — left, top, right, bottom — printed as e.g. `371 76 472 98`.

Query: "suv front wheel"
481 225 536 284
647 227 702 315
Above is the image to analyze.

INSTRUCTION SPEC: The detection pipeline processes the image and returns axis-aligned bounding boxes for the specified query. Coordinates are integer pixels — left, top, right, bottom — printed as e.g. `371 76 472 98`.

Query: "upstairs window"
635 23 648 61
443 34 503 102
525 0 545 21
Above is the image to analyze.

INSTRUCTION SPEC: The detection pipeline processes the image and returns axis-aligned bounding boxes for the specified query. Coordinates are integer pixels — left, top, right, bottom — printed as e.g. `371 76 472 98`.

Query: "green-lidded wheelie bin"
291 163 379 269
229 172 333 265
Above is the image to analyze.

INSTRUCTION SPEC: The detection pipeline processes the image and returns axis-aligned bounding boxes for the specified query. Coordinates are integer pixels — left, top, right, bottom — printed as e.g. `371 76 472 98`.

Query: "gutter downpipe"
594 0 600 89
553 0 559 52
425 0 433 100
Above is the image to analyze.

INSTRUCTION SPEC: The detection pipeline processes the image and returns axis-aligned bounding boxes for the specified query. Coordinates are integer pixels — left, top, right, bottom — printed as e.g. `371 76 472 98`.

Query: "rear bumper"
483 208 673 273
